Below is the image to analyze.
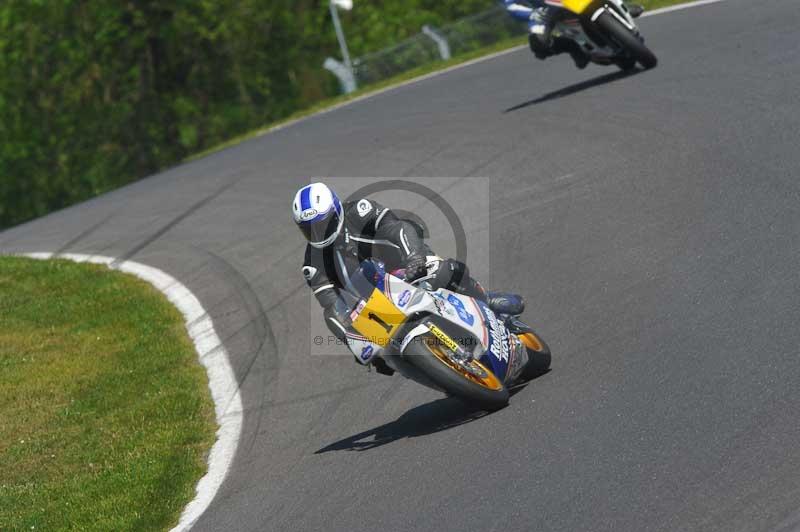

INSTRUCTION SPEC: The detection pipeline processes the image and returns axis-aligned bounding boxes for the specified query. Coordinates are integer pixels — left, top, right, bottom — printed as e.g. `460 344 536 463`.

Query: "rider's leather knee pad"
323 305 348 343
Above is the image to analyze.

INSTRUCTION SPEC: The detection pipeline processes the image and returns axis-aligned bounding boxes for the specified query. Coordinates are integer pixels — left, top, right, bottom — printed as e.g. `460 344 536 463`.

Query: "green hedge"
0 0 488 230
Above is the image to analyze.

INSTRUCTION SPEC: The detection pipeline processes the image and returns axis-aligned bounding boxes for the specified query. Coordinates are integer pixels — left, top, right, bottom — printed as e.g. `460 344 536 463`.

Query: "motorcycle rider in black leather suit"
293 182 525 374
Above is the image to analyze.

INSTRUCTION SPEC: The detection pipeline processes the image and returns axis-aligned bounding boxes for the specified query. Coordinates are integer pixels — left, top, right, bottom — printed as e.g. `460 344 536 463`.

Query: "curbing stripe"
642 0 727 17
22 252 242 532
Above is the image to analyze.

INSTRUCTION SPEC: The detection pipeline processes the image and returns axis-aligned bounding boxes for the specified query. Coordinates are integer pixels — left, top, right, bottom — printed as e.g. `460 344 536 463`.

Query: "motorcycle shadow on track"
504 68 643 113
314 383 537 454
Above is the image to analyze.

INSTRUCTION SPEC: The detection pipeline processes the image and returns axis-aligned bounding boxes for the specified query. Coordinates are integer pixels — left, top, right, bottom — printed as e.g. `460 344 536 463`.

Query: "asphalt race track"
3 1 800 530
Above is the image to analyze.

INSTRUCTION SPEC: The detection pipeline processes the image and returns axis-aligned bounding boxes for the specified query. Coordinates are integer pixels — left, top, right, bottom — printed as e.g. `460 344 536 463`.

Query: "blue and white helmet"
292 182 344 248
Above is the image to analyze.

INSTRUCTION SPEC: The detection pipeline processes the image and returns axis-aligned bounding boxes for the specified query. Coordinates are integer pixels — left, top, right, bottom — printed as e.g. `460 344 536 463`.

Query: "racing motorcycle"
548 0 657 70
341 259 551 410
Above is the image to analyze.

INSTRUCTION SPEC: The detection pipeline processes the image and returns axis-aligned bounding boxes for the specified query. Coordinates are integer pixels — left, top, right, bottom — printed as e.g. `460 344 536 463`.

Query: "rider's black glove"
404 253 428 283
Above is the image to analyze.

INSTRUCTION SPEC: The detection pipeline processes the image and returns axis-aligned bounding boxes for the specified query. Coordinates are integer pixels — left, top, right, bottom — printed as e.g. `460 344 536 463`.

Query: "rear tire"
404 336 509 411
595 11 657 69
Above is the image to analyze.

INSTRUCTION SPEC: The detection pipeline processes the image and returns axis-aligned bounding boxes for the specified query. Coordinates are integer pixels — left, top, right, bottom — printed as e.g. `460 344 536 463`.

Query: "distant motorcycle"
549 0 657 70
341 259 551 410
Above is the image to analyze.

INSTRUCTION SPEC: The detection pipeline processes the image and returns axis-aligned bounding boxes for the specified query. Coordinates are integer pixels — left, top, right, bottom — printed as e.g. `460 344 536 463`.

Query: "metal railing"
325 5 527 93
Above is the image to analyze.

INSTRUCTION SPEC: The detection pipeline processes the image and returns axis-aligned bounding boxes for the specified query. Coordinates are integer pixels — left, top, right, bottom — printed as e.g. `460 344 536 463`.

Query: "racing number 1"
368 312 392 334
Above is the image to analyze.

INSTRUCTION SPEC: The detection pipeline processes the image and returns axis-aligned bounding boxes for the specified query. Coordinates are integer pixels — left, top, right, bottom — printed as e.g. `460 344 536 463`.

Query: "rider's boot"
528 34 552 60
626 3 644 18
553 38 589 69
502 314 532 334
567 45 590 70
433 259 524 316
371 357 395 376
487 291 525 316
528 7 556 60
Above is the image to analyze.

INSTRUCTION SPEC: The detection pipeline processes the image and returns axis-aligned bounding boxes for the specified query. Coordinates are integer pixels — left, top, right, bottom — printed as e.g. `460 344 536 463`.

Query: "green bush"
0 0 489 230
0 0 672 230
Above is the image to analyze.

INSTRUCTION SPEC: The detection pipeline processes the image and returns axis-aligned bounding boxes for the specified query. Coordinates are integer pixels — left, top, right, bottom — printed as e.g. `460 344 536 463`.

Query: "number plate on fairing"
351 288 407 345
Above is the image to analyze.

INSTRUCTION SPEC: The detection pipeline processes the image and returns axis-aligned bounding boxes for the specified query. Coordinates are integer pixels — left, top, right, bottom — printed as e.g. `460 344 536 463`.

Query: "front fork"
590 1 639 32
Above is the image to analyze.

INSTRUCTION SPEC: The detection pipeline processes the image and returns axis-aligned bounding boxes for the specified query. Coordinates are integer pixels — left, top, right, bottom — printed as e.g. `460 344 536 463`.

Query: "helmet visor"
298 208 342 246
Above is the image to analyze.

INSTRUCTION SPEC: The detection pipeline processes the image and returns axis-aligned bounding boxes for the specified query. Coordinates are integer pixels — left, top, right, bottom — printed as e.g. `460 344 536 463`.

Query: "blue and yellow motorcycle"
341 260 551 410
549 0 658 70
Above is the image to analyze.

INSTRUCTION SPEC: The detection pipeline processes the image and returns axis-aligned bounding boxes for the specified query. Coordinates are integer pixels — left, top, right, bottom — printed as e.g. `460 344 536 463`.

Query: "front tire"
518 331 552 381
595 11 657 69
404 335 509 410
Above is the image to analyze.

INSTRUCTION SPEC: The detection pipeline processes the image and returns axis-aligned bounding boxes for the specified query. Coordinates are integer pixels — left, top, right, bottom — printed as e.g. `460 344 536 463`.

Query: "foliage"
1 0 674 230
0 0 486 229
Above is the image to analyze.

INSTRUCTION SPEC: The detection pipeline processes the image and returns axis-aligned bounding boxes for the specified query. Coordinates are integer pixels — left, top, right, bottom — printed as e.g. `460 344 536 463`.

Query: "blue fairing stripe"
300 186 312 210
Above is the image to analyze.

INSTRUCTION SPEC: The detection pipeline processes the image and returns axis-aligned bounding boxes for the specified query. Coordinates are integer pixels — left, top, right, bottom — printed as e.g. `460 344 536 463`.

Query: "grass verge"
186 0 689 162
0 256 216 531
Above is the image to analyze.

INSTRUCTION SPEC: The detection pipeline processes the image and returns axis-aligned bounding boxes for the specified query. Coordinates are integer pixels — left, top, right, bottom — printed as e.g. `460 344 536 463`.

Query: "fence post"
323 57 357 94
421 25 451 60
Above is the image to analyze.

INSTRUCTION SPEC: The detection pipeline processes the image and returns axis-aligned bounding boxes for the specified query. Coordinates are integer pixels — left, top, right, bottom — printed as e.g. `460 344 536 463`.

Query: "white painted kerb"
23 253 242 532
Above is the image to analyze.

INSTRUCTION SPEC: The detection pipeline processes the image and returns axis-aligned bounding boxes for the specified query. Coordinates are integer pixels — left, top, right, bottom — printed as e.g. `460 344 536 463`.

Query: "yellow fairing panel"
562 0 595 14
351 288 407 346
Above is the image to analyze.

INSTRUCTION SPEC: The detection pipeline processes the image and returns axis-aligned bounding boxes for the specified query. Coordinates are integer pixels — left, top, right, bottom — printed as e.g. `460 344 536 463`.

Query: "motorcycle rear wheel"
405 335 509 410
596 11 657 69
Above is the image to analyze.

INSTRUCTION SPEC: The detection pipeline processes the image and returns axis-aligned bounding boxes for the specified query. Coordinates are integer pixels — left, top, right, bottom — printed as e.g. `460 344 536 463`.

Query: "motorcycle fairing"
472 299 513 382
358 271 524 384
421 287 519 384
559 0 593 13
350 287 407 348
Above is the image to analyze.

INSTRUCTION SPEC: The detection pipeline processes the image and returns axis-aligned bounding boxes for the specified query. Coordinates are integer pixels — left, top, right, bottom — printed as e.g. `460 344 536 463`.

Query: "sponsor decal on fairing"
505 335 528 383
360 344 374 361
349 299 366 322
430 292 453 317
446 294 475 326
397 289 411 308
476 302 510 364
427 324 460 353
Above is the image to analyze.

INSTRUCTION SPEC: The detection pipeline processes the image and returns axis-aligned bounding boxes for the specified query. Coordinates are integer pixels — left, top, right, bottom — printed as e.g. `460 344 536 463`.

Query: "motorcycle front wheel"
596 11 657 69
517 330 552 381
404 335 509 410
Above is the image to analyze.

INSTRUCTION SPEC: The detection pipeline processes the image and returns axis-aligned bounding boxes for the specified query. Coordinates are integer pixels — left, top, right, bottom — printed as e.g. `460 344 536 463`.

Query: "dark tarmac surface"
3 1 800 530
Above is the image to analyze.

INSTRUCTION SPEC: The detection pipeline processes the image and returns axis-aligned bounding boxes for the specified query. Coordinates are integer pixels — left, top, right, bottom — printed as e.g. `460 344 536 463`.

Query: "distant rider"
292 182 525 374
502 0 589 68
502 0 644 68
